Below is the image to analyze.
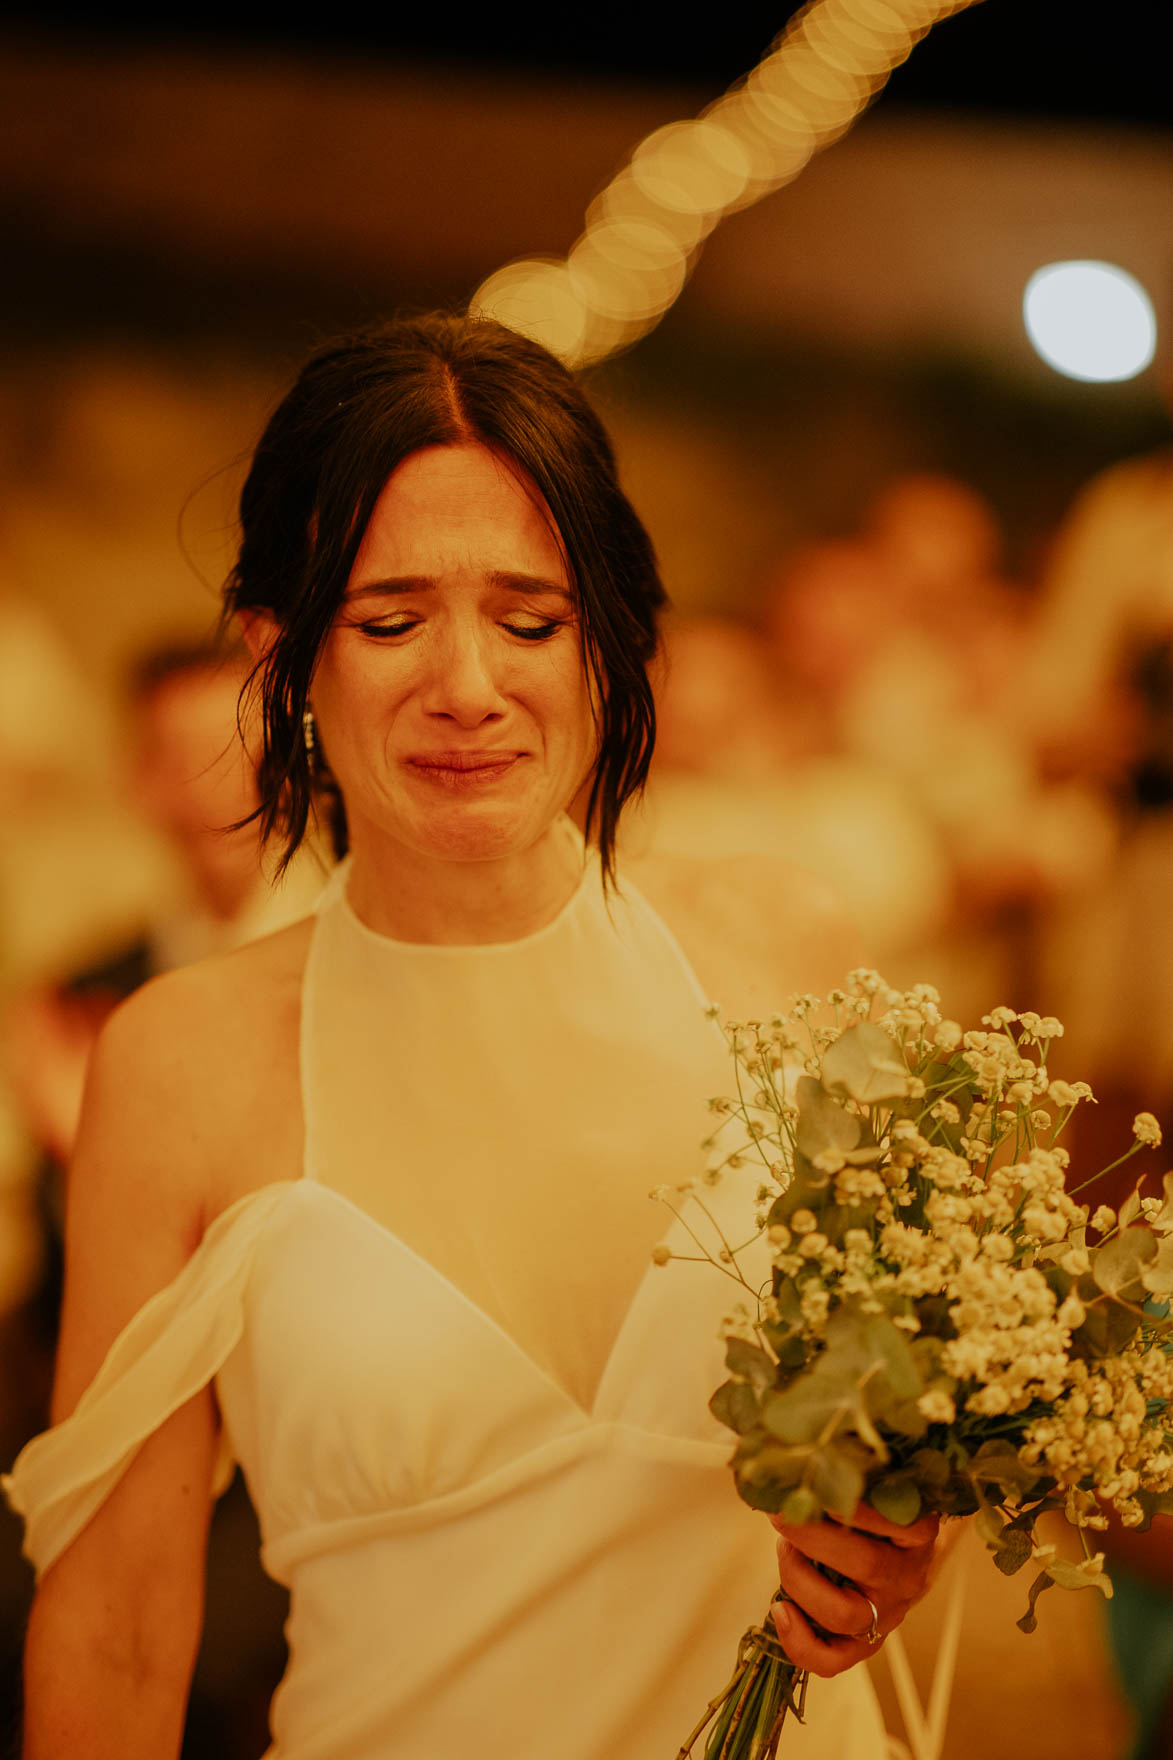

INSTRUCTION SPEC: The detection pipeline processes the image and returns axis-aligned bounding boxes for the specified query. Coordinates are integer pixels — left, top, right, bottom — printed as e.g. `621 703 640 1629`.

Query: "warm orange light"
472 0 987 364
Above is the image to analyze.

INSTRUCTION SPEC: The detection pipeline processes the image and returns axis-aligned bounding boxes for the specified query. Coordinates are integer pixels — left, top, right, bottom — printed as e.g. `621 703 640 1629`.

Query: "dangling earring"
303 706 316 762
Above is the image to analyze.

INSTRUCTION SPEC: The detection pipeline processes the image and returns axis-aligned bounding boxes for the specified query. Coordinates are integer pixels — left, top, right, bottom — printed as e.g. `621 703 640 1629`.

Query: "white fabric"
3 816 885 1758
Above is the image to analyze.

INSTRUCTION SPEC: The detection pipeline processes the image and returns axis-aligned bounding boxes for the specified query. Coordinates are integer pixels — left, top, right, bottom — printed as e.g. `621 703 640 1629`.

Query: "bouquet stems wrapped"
665 974 1173 1758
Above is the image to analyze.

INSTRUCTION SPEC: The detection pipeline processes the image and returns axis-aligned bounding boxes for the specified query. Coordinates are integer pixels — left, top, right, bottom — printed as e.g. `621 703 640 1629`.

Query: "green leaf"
858 1313 923 1400
1119 1184 1143 1230
781 1485 822 1525
1092 1228 1157 1302
1045 1557 1113 1598
821 1023 910 1105
993 1528 1034 1577
969 1440 1041 1499
795 1077 862 1162
810 1443 866 1519
1017 1570 1055 1634
1142 1233 1173 1299
868 1477 922 1525
1132 1489 1173 1531
709 1379 761 1436
1072 1290 1143 1357
725 1338 776 1391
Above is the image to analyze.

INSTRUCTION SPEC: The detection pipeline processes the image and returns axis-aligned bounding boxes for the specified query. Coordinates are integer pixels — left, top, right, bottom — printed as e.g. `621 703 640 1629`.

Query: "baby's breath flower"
651 1244 672 1266
930 1099 962 1125
918 1388 956 1424
707 1096 732 1115
1091 1205 1116 1234
1031 1111 1053 1132
1057 1293 1087 1329
799 1232 829 1259
1038 1017 1064 1039
843 1228 872 1255
1048 1080 1079 1108
790 1209 818 1235
813 1148 847 1174
934 1020 963 1053
649 1184 670 1202
1134 1112 1163 1148
767 1224 791 1249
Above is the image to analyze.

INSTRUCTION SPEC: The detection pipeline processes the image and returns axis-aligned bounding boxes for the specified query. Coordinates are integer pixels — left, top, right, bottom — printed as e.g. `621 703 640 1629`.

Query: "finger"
770 1503 939 1550
771 1596 881 1679
775 1540 887 1640
829 1505 941 1550
773 1522 931 1602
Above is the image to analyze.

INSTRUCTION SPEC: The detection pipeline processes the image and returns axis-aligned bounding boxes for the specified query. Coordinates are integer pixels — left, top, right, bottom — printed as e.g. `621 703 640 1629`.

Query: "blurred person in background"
627 609 949 977
762 475 1116 1019
1 635 319 1760
1023 410 1173 1760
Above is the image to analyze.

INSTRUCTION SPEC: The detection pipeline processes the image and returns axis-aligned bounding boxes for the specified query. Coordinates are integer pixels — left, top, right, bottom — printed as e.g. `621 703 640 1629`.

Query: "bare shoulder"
53 918 314 1419
621 848 864 1019
84 917 314 1222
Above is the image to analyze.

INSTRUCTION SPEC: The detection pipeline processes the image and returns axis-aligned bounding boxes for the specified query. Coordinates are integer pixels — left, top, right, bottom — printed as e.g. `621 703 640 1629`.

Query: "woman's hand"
769 1503 941 1676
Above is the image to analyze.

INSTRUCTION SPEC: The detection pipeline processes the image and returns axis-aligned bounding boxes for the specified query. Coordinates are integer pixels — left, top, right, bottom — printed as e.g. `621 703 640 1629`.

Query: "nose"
421 622 508 728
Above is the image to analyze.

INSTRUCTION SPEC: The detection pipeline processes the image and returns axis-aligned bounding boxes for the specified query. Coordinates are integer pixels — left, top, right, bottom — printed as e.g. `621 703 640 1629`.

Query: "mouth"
406 752 524 787
408 752 523 773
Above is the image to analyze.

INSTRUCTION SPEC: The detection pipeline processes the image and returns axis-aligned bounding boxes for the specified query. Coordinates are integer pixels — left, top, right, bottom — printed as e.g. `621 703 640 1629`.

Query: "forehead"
349 443 569 586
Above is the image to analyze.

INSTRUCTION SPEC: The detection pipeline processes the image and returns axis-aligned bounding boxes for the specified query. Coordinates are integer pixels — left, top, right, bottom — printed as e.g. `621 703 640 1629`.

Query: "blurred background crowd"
0 4 1169 1757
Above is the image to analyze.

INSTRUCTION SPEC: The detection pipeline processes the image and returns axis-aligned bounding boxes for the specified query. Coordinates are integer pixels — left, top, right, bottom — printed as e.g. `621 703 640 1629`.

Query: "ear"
236 608 280 667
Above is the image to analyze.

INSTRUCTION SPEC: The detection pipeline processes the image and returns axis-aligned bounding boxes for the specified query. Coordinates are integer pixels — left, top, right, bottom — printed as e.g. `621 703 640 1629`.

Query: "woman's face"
310 442 596 869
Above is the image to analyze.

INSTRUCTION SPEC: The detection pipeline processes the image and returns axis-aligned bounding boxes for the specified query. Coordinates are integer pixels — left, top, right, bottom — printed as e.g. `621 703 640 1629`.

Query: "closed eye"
355 617 566 642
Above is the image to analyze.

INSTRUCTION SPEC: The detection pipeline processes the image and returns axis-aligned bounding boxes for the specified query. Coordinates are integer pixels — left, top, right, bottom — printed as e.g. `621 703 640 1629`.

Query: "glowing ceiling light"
472 0 986 367
1023 260 1158 384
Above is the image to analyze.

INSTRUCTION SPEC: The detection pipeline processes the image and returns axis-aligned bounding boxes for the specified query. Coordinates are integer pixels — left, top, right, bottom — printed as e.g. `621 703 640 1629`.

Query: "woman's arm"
21 974 223 1760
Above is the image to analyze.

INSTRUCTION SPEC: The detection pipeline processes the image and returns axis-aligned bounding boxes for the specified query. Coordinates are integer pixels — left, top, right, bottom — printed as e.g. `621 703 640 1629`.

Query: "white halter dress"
4 819 886 1759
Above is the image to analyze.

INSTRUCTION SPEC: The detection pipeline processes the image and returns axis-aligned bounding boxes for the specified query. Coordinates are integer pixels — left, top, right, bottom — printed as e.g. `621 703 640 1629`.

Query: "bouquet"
660 972 1173 1760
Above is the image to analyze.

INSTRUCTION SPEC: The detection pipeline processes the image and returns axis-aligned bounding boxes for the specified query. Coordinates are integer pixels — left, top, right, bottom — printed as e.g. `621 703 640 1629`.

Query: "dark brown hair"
223 311 666 888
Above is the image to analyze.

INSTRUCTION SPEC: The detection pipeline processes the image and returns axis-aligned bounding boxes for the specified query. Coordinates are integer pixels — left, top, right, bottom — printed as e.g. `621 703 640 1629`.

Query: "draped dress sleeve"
2 1183 293 1581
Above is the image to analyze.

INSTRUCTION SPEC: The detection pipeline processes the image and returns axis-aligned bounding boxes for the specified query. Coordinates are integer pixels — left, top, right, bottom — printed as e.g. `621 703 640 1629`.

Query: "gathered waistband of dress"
263 1418 731 1577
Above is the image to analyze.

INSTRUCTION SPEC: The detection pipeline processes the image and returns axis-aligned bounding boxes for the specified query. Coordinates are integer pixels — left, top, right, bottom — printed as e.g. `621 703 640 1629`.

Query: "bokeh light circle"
1023 261 1157 384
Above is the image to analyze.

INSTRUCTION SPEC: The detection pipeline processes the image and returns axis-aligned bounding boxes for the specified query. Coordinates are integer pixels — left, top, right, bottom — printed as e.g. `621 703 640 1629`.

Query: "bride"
6 312 938 1758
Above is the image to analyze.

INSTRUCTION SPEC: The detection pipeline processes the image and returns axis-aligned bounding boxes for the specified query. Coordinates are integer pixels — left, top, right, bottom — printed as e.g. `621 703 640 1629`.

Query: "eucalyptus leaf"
969 1440 1041 1498
821 1023 910 1105
1017 1570 1055 1634
1119 1185 1144 1231
993 1528 1034 1577
1092 1228 1157 1302
795 1077 862 1162
709 1379 761 1436
1072 1294 1143 1357
1133 1489 1173 1531
868 1476 922 1525
1045 1558 1113 1598
810 1444 866 1519
1142 1232 1173 1299
781 1485 823 1525
725 1338 776 1391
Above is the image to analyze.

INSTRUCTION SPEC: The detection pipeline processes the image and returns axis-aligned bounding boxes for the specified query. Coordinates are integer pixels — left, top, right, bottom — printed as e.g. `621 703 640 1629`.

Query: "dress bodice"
3 822 886 1759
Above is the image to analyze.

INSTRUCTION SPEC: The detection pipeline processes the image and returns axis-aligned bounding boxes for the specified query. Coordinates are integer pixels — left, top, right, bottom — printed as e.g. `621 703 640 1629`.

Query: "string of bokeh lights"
472 0 986 367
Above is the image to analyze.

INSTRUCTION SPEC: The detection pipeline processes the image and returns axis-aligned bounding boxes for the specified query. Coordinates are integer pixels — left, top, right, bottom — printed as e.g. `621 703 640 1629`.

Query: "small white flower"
1133 1113 1163 1148
790 1208 818 1235
651 1244 672 1266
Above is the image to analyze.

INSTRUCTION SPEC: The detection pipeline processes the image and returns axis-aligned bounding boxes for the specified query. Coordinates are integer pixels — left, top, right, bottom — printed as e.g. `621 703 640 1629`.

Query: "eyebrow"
346 571 574 602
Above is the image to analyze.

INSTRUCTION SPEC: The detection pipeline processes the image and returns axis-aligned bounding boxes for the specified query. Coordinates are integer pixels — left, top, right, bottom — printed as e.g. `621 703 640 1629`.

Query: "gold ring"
863 1595 881 1646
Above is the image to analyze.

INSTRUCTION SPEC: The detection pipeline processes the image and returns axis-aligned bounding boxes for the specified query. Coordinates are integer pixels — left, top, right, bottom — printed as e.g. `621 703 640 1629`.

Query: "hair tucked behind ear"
223 310 667 891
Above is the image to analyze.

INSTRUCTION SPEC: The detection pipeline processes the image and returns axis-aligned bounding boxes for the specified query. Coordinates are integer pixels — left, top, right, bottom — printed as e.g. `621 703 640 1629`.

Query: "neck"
343 817 585 945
